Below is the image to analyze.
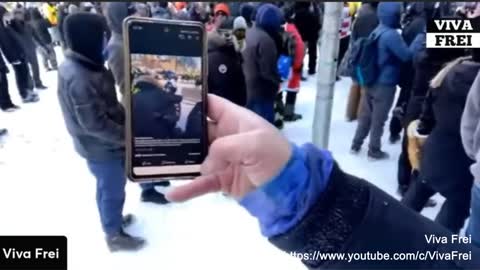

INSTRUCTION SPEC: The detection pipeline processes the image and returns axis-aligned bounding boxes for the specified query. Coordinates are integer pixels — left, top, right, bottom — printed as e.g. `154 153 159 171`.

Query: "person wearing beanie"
104 2 171 204
242 3 282 123
58 12 145 252
233 16 247 50
172 2 189 20
206 2 231 32
239 3 254 28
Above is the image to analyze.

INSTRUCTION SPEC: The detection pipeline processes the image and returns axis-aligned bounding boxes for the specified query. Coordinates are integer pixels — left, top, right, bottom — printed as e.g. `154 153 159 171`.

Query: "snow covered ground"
0 49 444 270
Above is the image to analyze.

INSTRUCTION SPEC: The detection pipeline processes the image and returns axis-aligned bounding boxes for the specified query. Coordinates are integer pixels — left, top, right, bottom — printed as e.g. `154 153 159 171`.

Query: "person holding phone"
105 2 171 203
167 94 480 269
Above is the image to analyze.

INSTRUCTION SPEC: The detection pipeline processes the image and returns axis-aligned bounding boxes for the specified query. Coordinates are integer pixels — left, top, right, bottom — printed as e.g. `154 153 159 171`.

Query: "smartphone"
124 18 208 182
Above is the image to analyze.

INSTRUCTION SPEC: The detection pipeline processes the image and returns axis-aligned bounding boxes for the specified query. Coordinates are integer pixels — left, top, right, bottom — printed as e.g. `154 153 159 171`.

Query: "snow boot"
106 230 145 252
141 189 169 205
284 104 302 122
0 128 7 137
368 148 389 161
35 84 48 90
22 92 39 103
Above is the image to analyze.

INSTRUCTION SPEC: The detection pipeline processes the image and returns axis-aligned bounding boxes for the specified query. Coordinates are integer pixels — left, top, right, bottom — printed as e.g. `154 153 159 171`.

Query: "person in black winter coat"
10 8 47 90
389 2 436 143
0 5 38 104
167 94 480 269
58 12 146 252
207 24 247 107
401 50 480 234
397 44 466 196
28 7 57 71
293 2 321 75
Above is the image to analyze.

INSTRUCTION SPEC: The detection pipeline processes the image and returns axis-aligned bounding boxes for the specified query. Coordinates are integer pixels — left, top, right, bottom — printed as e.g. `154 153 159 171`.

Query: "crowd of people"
47 1 324 252
343 0 480 255
1 1 480 268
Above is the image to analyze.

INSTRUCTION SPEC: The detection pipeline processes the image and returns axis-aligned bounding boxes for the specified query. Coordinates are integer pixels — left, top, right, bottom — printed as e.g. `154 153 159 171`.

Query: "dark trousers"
247 96 275 124
307 37 318 74
0 72 13 109
402 176 472 234
397 131 412 191
12 62 32 99
390 63 413 138
284 91 298 117
352 84 396 150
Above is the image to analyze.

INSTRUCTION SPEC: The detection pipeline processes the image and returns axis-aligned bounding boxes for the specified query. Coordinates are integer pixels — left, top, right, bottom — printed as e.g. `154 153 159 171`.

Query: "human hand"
166 94 292 201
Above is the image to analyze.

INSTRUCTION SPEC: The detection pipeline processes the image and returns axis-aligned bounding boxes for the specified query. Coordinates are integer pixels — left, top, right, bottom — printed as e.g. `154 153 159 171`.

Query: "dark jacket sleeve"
385 30 412 63
269 155 480 269
68 78 125 145
257 38 281 95
107 42 125 95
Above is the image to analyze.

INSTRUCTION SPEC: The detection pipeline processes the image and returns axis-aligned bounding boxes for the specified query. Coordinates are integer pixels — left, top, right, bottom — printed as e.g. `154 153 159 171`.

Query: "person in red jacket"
283 16 304 121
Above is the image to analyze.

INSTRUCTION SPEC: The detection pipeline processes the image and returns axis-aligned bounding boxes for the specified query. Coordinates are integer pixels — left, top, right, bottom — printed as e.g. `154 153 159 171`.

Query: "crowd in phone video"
1 0 480 262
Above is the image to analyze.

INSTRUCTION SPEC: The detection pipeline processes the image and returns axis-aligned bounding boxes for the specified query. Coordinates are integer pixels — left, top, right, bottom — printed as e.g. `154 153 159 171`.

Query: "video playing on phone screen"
128 21 206 179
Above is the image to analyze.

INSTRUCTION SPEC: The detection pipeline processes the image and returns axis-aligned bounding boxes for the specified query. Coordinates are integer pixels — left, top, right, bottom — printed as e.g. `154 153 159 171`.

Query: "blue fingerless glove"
240 143 334 237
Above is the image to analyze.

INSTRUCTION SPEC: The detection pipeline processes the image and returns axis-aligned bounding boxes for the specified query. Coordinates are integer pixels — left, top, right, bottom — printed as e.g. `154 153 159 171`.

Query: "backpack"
349 31 383 87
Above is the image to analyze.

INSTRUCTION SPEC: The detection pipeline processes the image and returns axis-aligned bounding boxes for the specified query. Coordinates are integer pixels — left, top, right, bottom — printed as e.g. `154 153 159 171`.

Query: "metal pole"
312 2 343 149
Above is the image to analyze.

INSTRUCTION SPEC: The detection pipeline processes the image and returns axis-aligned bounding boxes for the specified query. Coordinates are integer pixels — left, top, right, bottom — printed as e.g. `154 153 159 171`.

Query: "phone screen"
127 20 207 179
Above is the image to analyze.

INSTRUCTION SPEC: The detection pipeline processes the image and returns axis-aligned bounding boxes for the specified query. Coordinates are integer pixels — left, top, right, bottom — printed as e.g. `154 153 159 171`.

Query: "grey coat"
242 26 281 100
57 51 125 161
461 71 480 185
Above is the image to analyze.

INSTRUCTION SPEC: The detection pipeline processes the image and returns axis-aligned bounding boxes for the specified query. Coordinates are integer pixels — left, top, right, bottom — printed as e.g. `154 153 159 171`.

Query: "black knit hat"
64 12 106 65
